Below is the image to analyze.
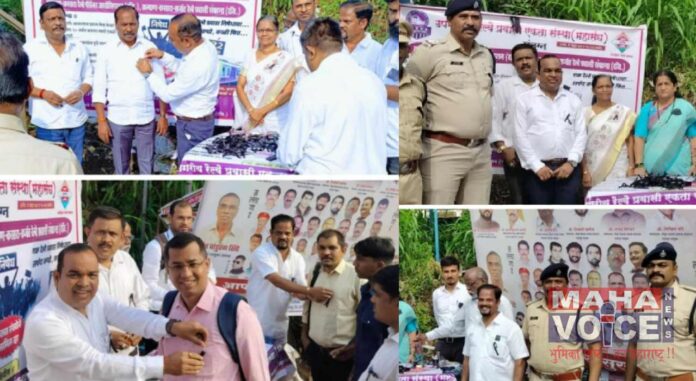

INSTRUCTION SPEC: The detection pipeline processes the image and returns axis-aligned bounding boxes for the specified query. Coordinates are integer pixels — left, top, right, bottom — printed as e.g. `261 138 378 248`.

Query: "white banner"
193 180 399 304
0 180 82 381
471 209 696 380
23 0 262 126
401 5 648 171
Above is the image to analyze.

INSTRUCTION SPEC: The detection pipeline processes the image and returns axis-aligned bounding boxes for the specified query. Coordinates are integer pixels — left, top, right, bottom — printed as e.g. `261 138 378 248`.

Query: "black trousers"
306 340 354 381
436 337 465 363
503 159 525 204
287 315 303 354
522 162 582 204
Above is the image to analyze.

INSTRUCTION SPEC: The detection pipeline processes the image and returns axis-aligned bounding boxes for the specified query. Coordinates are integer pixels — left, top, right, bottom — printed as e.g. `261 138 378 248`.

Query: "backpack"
161 290 247 381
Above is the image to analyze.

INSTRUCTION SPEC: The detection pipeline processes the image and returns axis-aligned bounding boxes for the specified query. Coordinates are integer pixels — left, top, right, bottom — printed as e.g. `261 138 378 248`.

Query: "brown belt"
637 368 694 381
542 158 568 166
176 113 214 122
399 160 418 175
423 130 486 148
530 367 582 381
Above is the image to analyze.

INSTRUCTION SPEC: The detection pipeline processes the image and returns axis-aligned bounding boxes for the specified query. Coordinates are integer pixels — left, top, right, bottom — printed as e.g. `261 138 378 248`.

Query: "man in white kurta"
278 18 387 175
23 243 209 381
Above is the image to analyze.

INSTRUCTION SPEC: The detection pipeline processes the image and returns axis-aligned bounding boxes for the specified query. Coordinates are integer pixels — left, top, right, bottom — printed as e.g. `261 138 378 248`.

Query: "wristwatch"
496 143 508 154
166 319 180 336
568 160 578 168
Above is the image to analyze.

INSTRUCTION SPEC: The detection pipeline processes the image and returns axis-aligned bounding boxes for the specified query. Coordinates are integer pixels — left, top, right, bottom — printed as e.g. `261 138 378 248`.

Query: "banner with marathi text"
0 180 81 381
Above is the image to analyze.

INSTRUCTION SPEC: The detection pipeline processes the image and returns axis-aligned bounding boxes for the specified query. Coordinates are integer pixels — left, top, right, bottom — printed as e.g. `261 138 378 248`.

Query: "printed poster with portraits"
0 181 82 381
471 209 696 380
193 181 399 302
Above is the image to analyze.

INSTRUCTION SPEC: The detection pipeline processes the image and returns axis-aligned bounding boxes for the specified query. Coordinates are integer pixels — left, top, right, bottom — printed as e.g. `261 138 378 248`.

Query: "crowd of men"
0 0 399 175
21 201 398 381
399 0 627 204
409 242 696 381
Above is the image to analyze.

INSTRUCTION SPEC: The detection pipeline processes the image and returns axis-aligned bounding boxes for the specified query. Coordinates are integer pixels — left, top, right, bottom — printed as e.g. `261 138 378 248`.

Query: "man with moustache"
143 200 214 313
25 1 93 164
23 244 209 380
462 284 528 381
628 242 647 273
566 242 582 266
533 242 545 264
201 193 242 245
136 13 220 164
515 55 587 204
301 230 362 380
369 221 383 237
631 272 649 289
247 215 333 346
625 242 696 381
329 195 345 216
315 192 330 214
537 209 561 230
523 263 602 380
339 0 383 74
265 185 281 211
85 207 149 355
279 0 317 78
374 198 390 220
586 243 602 270
345 197 361 219
351 220 367 241
281 189 297 214
607 243 626 273
0 31 81 174
532 268 542 290
93 5 168 174
608 272 625 288
587 270 602 288
490 43 539 204
157 233 271 380
338 219 352 236
358 197 374 220
518 240 530 263
568 270 583 288
473 209 500 231
406 0 495 204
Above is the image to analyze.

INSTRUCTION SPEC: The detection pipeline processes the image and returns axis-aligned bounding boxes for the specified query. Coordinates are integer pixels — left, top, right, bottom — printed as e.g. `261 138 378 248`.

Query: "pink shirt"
158 282 270 381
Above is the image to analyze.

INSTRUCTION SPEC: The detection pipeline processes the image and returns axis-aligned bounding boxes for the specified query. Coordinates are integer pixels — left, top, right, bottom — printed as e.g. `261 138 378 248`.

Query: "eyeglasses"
167 261 205 272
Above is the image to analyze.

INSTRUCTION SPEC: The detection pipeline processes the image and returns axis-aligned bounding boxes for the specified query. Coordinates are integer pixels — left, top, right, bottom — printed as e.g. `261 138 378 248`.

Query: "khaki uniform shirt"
399 72 424 162
637 282 696 377
405 33 493 139
302 260 362 348
522 299 584 374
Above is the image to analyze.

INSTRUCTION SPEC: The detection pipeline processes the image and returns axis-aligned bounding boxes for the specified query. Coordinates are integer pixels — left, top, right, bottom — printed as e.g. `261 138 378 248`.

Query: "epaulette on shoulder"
421 39 444 47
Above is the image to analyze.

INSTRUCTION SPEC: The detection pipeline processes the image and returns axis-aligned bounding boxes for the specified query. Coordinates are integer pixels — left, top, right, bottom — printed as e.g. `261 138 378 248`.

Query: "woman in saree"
581 75 636 188
634 70 696 177
234 15 301 134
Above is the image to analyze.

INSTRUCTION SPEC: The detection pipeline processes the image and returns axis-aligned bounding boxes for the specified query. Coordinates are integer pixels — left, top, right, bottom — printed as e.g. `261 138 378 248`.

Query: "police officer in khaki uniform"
523 263 602 381
405 0 493 205
625 242 696 381
398 21 424 205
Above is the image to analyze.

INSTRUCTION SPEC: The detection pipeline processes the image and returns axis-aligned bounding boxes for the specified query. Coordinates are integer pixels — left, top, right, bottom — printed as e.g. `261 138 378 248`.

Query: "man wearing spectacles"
157 233 271 380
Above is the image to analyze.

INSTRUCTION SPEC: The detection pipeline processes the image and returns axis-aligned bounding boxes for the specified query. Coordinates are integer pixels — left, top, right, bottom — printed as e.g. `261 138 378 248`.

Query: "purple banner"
400 375 457 381
0 218 73 248
178 160 294 175
585 190 696 205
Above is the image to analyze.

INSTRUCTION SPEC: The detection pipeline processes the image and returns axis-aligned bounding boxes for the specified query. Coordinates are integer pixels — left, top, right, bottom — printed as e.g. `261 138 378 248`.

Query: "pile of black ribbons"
204 133 279 158
620 175 692 190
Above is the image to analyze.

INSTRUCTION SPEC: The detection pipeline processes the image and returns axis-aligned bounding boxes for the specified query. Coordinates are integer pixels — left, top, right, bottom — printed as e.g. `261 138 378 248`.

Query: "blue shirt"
352 283 388 380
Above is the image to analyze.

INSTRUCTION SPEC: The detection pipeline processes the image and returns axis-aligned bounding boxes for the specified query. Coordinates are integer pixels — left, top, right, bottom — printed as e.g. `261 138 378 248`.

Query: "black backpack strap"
218 292 246 381
487 47 496 75
161 290 178 316
306 263 322 329
688 294 696 336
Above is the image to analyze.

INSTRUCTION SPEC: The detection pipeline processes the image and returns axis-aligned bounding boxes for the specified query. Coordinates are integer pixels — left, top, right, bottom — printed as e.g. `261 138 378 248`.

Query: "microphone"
600 301 616 347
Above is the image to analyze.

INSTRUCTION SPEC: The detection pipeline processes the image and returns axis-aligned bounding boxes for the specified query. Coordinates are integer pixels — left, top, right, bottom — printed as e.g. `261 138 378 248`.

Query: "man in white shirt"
24 243 209 381
93 5 169 174
490 43 539 204
0 31 82 174
514 54 587 204
278 0 316 79
339 0 383 75
247 214 333 345
25 1 93 165
422 256 471 362
136 13 220 164
462 284 528 381
377 0 400 174
278 18 387 174
85 206 150 355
